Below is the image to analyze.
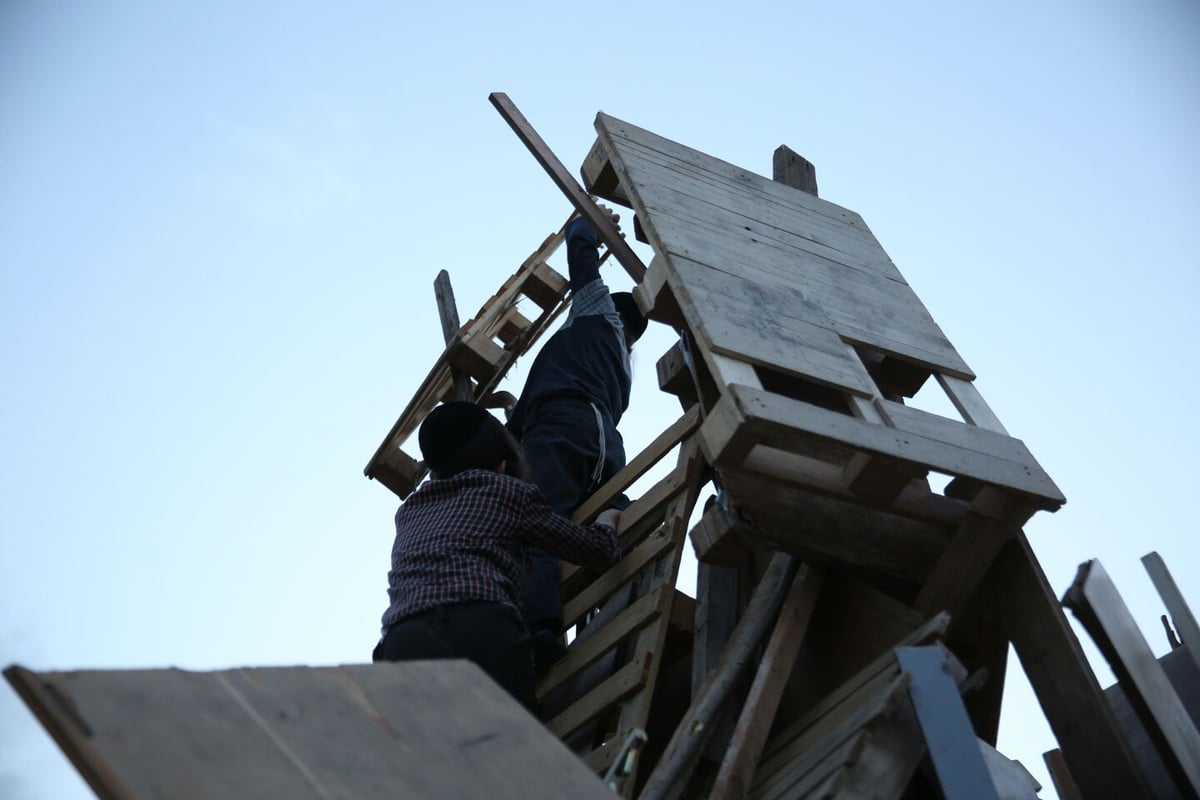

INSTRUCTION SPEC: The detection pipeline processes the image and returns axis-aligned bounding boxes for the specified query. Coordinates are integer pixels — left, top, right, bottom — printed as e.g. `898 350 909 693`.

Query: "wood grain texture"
4 661 615 800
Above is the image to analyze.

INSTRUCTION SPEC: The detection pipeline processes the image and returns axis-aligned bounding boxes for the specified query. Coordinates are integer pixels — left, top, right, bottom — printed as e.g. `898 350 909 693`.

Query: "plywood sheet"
6 660 614 800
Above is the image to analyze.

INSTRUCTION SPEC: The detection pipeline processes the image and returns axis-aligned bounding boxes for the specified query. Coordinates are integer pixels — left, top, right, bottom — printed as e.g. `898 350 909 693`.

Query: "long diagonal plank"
489 93 646 282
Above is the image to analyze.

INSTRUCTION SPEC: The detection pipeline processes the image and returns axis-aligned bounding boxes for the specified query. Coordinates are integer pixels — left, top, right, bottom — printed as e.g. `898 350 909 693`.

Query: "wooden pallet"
363 226 571 497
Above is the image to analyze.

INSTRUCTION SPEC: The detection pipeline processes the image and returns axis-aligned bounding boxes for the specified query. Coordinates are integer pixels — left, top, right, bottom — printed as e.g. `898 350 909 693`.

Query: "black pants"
372 602 537 711
518 397 626 634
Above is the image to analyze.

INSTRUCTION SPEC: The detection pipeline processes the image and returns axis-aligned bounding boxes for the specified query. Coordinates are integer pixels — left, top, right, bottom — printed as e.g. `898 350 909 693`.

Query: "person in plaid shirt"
373 401 620 711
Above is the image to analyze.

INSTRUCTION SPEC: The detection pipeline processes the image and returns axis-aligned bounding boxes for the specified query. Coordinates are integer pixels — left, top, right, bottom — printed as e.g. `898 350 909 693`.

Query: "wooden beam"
771 146 818 196
1043 749 1083 800
986 533 1152 799
1063 559 1200 798
1142 551 1200 678
639 552 799 800
913 512 1014 625
433 270 474 402
709 565 824 800
488 93 647 282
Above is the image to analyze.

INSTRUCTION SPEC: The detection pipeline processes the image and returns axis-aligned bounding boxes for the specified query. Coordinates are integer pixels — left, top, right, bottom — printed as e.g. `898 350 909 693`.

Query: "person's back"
374 402 620 710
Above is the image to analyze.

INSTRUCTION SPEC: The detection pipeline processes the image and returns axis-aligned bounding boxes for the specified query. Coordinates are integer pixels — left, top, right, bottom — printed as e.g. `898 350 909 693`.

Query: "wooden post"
433 270 473 403
708 565 823 800
640 552 799 800
1142 552 1200 677
772 146 818 196
986 534 1152 798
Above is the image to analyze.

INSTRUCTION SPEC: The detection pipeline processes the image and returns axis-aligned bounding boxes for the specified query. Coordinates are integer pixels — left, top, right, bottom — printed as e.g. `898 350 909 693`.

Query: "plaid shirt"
380 469 619 630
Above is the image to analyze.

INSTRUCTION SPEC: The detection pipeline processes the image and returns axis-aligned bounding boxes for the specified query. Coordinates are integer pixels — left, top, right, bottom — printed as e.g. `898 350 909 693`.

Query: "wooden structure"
9 96 1192 798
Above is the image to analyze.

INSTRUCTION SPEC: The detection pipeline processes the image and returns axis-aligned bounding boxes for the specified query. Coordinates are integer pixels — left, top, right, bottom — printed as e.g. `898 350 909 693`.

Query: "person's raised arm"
565 205 621 291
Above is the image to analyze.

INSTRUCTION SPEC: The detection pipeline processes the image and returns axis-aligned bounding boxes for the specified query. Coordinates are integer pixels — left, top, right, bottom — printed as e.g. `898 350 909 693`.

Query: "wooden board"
593 112 975 379
985 534 1153 799
5 660 615 800
700 383 1065 507
1063 559 1200 797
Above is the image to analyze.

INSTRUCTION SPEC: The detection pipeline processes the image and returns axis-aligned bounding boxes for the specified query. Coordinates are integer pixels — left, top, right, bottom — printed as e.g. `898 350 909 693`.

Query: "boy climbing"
373 401 621 710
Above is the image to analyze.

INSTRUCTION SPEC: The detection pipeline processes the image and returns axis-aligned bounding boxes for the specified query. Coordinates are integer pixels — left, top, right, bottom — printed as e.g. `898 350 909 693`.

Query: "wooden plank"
936 373 1008 434
759 611 950 772
875 397 1039 466
639 552 800 800
546 654 651 740
752 674 911 800
6 661 616 800
700 384 1065 506
489 93 646 282
562 528 676 626
710 565 824 800
751 730 863 800
571 406 701 524
560 453 696 604
433 270 474 402
913 513 1015 624
1063 558 1200 797
1142 551 1200 679
772 145 818 195
689 501 752 566
986 533 1153 799
1043 749 1083 800
595 116 903 280
539 585 668 698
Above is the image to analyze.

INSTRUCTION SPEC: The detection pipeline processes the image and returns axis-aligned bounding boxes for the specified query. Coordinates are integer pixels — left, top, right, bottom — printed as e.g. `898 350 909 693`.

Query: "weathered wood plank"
700 384 1065 506
5 661 615 800
773 145 818 196
986 534 1153 799
539 585 668 698
489 94 646 282
639 552 799 800
1142 551 1200 679
913 513 1015 624
710 565 824 800
433 270 474 402
546 654 650 740
1063 559 1200 797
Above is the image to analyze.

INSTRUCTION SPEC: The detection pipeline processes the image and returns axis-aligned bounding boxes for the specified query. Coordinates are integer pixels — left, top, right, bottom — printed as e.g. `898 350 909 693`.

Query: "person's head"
418 401 528 480
611 292 648 352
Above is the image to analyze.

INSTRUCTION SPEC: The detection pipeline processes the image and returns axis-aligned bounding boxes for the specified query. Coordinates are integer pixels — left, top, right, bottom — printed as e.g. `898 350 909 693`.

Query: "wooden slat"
751 730 864 800
710 565 824 800
1063 559 1200 797
433 270 474 402
936 373 1008 434
562 528 676 625
751 675 910 800
700 383 1065 507
489 93 646 282
1142 552 1200 679
546 654 651 740
538 585 668 698
1043 749 1083 800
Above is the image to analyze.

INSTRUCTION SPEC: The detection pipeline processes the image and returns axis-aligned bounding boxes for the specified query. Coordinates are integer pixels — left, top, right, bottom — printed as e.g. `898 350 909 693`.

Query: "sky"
1 1 1198 797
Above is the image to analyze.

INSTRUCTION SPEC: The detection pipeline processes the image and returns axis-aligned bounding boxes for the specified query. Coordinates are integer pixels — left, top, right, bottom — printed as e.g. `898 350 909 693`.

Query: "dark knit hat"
611 292 648 344
418 402 489 469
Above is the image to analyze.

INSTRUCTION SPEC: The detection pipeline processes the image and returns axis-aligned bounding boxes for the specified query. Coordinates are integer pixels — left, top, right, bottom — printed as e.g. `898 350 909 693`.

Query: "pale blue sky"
2 2 1197 797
